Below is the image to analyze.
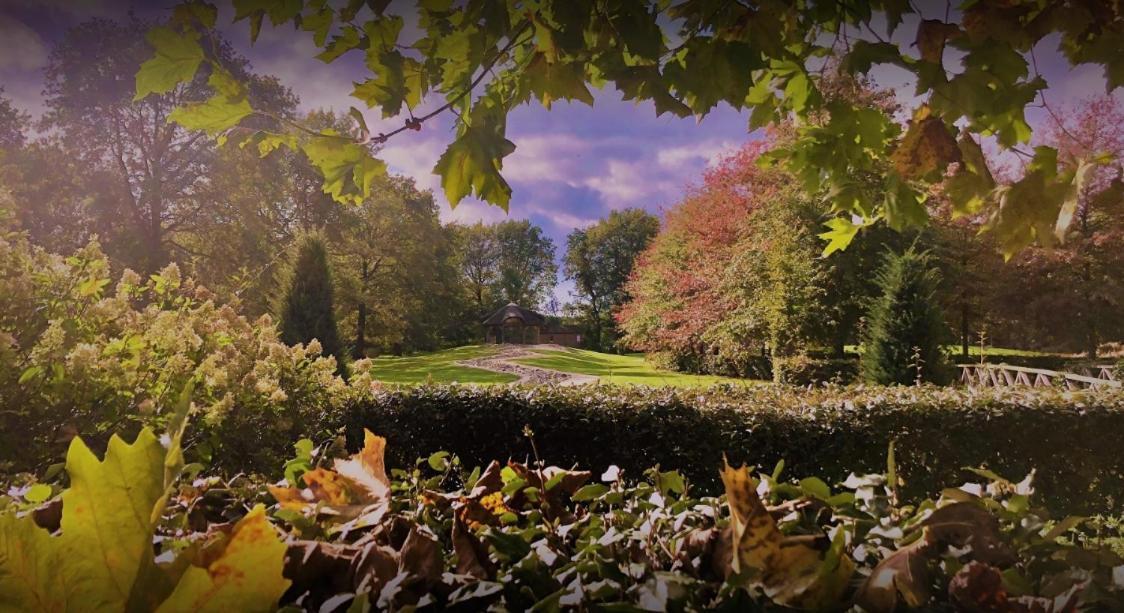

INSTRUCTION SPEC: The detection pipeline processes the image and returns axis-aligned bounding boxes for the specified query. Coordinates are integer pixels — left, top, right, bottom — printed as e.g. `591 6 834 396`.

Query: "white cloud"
656 139 738 168
582 159 678 210
503 133 588 184
524 202 596 230
441 199 511 225
379 137 445 193
0 16 48 72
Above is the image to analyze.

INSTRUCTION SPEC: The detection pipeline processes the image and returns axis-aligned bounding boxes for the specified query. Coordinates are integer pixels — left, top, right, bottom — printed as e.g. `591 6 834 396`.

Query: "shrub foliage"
345 384 1124 515
3 425 1121 611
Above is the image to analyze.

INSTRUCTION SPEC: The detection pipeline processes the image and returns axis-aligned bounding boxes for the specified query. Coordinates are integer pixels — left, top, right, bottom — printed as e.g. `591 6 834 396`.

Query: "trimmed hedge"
344 384 1124 514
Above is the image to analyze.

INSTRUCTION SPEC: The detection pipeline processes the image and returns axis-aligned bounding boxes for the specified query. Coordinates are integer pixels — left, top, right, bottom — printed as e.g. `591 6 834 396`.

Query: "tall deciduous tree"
0 89 28 152
564 209 659 350
278 233 345 373
491 220 557 310
42 17 295 273
334 176 471 356
453 222 500 317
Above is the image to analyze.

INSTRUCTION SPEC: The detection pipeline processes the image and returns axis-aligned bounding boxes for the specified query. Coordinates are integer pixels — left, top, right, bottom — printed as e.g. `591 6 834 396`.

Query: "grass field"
367 345 754 387
367 345 518 384
513 347 753 387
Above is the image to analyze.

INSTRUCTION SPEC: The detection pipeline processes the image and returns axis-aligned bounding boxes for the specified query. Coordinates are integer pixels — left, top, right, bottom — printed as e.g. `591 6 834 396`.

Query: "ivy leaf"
134 26 204 101
155 505 290 612
818 217 862 257
433 102 516 209
167 69 253 136
300 136 388 205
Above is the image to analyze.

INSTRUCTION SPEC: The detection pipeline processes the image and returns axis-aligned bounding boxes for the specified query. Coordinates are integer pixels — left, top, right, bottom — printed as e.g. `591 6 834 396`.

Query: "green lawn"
514 347 755 387
367 345 519 384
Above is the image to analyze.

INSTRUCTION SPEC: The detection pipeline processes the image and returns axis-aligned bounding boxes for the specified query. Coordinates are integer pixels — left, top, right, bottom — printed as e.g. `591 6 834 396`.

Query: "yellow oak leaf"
156 505 290 612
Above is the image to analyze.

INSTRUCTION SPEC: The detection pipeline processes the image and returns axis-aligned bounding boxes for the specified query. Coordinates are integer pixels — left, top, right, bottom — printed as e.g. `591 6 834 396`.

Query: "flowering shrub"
0 229 356 471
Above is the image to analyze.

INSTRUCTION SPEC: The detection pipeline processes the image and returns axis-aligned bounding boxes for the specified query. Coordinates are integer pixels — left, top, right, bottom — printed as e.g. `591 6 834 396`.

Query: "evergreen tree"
279 233 346 374
861 248 951 385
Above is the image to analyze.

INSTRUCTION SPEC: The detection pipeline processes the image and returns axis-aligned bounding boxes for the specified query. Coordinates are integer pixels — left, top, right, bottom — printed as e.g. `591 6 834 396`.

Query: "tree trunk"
960 300 970 360
354 260 369 358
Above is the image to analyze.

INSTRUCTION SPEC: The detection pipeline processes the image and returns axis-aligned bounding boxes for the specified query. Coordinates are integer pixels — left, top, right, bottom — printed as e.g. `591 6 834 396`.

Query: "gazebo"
482 303 545 344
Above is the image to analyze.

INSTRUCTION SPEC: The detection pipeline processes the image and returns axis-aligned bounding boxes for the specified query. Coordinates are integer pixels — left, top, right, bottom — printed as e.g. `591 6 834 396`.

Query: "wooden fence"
957 363 1120 390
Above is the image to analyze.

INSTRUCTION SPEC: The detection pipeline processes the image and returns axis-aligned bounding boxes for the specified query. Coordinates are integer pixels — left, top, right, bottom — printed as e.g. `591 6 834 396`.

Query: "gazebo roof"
482 302 546 326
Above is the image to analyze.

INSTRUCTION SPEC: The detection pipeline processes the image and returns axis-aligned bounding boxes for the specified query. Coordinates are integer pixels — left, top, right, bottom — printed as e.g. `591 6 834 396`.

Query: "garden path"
457 344 599 386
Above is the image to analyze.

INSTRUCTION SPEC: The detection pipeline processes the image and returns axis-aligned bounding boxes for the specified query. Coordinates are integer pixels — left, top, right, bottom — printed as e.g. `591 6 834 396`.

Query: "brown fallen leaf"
452 517 494 579
720 460 854 610
853 540 931 612
268 429 393 519
855 502 1017 612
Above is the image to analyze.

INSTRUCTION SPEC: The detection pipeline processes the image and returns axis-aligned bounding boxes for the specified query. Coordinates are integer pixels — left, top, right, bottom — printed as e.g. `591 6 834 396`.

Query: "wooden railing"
958 363 1121 390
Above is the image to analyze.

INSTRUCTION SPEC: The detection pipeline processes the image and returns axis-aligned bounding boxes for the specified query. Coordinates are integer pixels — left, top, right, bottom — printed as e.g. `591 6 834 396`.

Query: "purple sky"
2 0 1120 303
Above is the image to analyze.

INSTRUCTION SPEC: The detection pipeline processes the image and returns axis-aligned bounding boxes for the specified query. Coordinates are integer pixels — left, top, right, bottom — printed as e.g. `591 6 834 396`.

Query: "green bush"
344 384 1124 514
0 231 353 472
861 248 953 385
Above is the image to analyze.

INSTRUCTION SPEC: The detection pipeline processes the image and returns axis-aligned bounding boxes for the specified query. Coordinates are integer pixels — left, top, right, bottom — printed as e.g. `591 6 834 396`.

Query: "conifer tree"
279 233 346 374
860 247 951 385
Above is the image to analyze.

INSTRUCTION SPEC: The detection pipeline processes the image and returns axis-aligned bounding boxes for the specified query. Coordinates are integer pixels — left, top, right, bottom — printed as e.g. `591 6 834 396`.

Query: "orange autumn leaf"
333 429 390 501
268 429 391 513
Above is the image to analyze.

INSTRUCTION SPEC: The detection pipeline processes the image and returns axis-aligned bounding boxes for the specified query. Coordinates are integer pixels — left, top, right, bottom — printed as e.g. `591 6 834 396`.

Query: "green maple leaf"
818 217 862 257
317 25 361 63
0 513 75 611
842 40 911 74
523 54 594 110
433 103 516 209
168 70 253 136
354 50 423 118
301 136 388 205
134 26 204 101
1 427 290 612
59 430 168 610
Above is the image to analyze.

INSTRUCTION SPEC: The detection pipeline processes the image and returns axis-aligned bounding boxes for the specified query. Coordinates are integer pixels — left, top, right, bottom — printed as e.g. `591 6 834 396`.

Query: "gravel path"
457 344 599 386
